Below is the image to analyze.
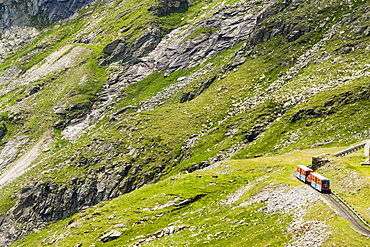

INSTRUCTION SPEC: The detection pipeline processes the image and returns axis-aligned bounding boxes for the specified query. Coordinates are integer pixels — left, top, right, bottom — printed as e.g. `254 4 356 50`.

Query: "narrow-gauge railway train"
295 165 331 193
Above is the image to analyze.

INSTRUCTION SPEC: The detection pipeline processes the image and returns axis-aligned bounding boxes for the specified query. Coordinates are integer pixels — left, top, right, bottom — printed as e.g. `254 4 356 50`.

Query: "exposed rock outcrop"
0 136 29 174
122 1 265 80
148 0 191 16
132 225 187 246
99 230 123 243
0 0 97 64
63 0 278 141
249 0 308 45
0 26 39 63
101 25 162 66
0 163 134 246
0 0 95 32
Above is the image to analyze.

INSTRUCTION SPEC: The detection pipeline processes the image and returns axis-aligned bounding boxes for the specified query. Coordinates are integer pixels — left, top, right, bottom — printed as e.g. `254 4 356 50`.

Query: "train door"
306 174 311 183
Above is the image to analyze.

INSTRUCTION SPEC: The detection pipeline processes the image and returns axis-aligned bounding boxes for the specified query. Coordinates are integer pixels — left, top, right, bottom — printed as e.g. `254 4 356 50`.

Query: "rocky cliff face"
0 164 135 246
0 0 95 32
0 0 95 63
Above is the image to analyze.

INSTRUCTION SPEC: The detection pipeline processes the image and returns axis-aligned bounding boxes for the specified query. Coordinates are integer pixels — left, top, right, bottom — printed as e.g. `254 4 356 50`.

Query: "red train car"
295 165 330 193
295 165 313 183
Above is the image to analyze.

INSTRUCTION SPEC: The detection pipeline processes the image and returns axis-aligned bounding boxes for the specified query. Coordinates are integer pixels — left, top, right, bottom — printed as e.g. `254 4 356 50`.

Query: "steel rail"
333 142 366 157
323 191 370 237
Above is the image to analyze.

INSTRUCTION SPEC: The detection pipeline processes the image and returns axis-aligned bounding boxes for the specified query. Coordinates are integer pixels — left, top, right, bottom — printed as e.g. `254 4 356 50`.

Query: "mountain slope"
11 148 370 246
0 0 369 246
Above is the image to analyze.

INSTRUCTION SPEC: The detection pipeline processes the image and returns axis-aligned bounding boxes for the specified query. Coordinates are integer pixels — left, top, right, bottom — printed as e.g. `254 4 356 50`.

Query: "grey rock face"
0 26 39 63
116 1 276 84
101 25 162 66
148 0 191 16
0 0 95 32
63 1 277 141
0 0 95 62
0 163 133 246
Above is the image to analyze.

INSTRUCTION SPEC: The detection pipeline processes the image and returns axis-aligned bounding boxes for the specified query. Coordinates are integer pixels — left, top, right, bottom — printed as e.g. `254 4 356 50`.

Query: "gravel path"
0 134 52 188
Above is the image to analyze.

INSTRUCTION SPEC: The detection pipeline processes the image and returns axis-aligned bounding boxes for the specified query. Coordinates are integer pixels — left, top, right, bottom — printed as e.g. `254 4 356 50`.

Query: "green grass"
12 147 370 246
2 0 370 246
10 153 292 246
318 151 370 222
4 0 369 210
305 201 369 247
115 69 194 110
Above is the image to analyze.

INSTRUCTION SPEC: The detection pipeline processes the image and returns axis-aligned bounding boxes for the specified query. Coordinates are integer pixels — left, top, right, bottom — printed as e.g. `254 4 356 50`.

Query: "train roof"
310 172 329 180
296 165 313 172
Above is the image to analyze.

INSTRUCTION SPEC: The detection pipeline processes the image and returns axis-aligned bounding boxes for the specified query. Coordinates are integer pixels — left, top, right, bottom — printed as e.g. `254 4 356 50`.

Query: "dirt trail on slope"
0 133 53 188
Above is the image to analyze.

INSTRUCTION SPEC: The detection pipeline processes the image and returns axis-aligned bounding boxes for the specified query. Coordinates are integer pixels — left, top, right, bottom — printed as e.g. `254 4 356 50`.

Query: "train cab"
307 172 330 193
295 165 313 183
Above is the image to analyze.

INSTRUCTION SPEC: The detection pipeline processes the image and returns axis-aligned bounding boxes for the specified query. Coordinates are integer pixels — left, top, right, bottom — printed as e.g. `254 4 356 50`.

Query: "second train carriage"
295 165 313 183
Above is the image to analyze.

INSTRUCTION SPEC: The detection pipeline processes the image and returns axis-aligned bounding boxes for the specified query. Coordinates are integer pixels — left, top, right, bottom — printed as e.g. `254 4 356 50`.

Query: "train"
295 165 331 193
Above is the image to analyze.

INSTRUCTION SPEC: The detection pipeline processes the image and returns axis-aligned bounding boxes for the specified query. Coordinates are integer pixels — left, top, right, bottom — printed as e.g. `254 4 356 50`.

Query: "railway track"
323 191 370 237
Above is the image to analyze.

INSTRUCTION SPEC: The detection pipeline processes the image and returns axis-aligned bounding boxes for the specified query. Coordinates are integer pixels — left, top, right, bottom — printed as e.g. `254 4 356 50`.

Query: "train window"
322 180 329 187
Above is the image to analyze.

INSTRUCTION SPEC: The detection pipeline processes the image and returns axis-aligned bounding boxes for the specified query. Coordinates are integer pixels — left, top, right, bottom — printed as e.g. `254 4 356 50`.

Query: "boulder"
148 0 191 16
180 90 196 103
99 230 122 243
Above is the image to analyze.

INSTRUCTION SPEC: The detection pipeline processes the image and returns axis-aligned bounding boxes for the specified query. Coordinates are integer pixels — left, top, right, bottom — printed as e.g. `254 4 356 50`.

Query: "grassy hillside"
0 0 370 245
12 148 370 246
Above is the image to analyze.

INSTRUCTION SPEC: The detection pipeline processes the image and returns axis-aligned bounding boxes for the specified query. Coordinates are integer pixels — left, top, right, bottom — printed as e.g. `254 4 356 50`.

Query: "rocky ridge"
0 162 134 246
0 0 96 63
0 0 95 32
62 0 278 141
